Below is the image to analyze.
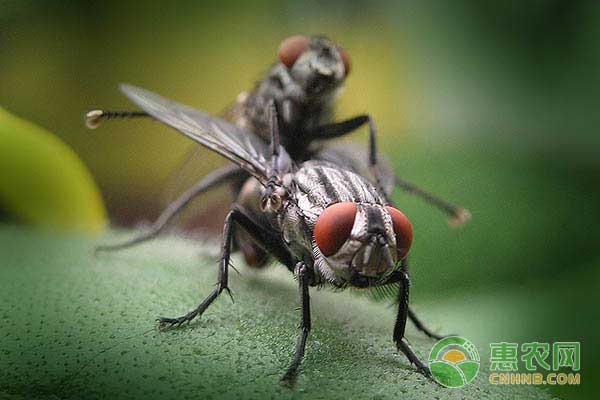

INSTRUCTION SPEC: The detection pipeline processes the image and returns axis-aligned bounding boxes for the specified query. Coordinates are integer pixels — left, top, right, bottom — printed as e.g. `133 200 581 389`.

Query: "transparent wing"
120 83 272 186
161 95 247 213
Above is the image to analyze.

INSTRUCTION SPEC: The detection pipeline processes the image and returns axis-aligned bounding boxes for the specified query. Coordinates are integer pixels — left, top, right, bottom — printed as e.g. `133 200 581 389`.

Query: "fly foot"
156 312 198 330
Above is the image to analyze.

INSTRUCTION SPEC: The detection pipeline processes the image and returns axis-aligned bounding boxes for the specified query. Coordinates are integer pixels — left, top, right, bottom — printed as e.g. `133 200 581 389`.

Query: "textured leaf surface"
0 227 556 400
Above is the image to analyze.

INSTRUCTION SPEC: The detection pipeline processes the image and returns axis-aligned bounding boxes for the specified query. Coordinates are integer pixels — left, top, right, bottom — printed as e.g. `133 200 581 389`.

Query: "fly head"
312 202 413 287
278 35 349 98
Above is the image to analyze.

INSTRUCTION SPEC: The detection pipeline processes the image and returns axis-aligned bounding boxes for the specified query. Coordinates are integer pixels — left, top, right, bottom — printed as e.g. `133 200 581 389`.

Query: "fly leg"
156 207 238 328
403 258 447 341
379 265 447 341
363 118 471 226
157 205 294 328
308 115 393 197
307 115 371 140
281 261 312 387
95 164 244 253
310 115 470 226
325 117 455 338
393 265 430 376
407 308 445 341
393 176 471 226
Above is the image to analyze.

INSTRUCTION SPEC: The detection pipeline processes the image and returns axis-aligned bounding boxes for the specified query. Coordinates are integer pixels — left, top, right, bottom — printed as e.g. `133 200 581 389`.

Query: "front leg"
156 207 239 328
157 205 295 328
281 262 312 387
307 115 370 141
393 267 430 376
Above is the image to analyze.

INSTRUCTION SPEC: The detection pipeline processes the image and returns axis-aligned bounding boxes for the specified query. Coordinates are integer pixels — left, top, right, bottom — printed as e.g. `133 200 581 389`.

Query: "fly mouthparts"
361 243 373 266
84 109 148 129
382 245 395 269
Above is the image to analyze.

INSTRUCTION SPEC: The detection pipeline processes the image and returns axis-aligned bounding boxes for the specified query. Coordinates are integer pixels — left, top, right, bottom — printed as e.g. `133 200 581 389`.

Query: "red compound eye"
278 35 310 68
337 46 351 75
314 202 357 257
385 206 413 259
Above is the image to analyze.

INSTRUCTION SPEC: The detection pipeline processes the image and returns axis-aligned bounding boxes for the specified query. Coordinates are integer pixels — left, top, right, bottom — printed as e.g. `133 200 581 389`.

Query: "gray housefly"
88 35 466 339
86 35 469 228
101 83 431 385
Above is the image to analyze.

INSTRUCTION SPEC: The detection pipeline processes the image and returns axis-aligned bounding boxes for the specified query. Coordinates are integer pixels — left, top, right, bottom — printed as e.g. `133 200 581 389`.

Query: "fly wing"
120 83 273 186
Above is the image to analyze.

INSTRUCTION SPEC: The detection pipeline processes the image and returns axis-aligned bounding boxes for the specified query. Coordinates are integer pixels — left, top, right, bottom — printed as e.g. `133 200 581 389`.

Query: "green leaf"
0 107 106 232
430 361 464 387
0 227 554 400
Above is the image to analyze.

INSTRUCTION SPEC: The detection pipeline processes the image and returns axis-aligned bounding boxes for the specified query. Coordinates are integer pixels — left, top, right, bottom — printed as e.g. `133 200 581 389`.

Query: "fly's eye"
314 202 357 256
385 206 413 259
337 46 351 75
278 35 310 68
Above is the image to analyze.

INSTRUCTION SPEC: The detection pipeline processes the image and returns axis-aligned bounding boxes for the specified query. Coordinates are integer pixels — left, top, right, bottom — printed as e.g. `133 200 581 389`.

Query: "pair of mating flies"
88 35 470 385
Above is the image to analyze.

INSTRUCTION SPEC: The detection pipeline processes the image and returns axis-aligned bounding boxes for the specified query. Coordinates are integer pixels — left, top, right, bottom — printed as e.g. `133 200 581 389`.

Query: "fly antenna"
84 109 148 129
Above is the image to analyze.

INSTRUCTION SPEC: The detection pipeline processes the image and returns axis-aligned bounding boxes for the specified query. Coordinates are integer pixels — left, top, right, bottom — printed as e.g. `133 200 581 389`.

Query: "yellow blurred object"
0 106 107 233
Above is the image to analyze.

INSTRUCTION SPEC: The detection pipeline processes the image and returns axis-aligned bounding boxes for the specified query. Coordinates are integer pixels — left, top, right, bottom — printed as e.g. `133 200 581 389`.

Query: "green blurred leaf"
0 107 106 232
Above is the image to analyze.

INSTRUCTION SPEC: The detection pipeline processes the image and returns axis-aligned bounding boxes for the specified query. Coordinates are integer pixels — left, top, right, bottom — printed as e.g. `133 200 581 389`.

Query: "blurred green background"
0 1 598 399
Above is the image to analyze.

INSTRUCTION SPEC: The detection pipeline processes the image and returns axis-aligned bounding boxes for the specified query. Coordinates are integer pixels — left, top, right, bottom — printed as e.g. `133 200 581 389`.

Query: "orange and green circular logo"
429 336 480 387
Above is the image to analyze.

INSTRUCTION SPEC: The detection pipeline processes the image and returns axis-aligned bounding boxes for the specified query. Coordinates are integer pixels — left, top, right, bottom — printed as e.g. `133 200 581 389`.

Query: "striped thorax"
268 161 412 288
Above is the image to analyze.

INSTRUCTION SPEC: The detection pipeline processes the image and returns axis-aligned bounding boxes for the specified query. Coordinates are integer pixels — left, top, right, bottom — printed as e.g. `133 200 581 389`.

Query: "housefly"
86 35 469 228
103 84 431 385
88 35 467 339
